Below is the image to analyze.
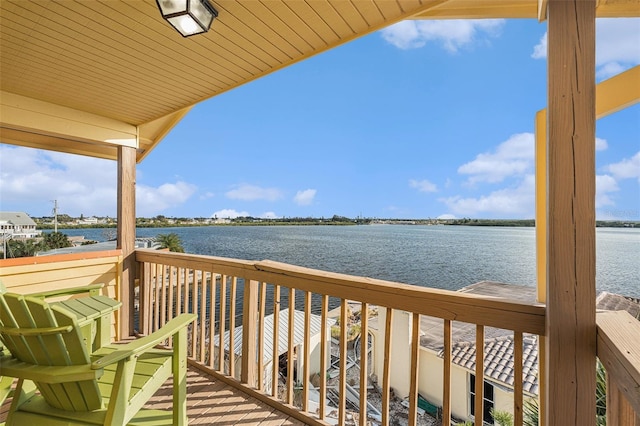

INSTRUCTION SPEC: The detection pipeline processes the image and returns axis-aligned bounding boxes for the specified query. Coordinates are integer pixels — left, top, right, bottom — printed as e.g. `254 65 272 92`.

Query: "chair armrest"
92 313 196 369
0 324 73 336
28 283 105 299
0 355 102 383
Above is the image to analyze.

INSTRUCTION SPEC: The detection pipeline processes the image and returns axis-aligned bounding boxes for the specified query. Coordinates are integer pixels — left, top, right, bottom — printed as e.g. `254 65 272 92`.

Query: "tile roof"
443 334 539 395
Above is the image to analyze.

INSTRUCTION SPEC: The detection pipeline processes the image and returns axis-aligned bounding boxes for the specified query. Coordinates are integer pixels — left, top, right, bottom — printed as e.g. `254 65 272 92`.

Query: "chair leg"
6 379 37 426
173 328 188 426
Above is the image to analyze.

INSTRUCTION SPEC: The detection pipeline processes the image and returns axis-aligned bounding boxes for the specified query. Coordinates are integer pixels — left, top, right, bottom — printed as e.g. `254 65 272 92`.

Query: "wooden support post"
117 145 136 338
546 1 596 425
535 109 548 425
242 279 258 386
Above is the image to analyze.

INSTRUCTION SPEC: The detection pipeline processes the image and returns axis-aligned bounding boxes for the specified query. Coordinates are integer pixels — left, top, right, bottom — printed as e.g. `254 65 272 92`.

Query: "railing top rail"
136 249 545 335
597 310 640 415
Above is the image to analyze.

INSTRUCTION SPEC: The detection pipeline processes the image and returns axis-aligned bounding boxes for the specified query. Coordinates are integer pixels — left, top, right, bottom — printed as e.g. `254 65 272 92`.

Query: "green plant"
156 233 185 252
492 409 514 426
523 360 607 426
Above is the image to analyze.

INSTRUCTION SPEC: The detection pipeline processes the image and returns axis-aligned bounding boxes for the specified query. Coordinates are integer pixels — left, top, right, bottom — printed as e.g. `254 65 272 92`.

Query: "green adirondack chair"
0 291 196 425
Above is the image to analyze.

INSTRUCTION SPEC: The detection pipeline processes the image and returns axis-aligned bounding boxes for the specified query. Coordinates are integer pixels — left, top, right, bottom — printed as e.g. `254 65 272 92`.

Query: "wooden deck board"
0 366 308 425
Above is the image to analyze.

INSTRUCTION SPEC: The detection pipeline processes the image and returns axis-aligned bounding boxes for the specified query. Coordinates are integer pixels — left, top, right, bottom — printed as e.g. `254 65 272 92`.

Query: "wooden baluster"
319 294 329 421
359 302 368 426
199 271 208 363
229 276 237 377
272 284 281 398
175 267 182 316
514 331 524 426
408 313 420 426
168 265 175 320
339 299 347 425
160 264 167 327
382 308 393 426
302 291 311 412
141 261 151 335
191 269 199 359
154 263 162 332
182 268 189 315
475 325 485 426
443 319 452 426
218 274 227 374
257 282 266 390
287 287 295 405
208 272 216 368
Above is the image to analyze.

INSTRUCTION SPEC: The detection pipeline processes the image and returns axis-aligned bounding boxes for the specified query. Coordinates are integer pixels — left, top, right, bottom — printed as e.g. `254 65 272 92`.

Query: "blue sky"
1 18 639 220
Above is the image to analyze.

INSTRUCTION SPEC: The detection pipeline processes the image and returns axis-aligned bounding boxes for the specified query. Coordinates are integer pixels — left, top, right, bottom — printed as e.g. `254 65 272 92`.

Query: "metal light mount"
156 0 218 37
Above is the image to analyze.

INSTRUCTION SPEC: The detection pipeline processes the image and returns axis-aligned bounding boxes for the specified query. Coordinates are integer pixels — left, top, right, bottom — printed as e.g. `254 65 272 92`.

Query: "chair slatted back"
0 292 102 411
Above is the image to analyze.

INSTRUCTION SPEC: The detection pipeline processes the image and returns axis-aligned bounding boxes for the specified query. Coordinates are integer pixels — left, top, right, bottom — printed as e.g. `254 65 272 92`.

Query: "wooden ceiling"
1 0 638 162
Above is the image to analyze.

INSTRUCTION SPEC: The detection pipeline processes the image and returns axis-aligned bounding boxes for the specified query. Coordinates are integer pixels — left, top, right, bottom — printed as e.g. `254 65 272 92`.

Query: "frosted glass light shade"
156 0 218 37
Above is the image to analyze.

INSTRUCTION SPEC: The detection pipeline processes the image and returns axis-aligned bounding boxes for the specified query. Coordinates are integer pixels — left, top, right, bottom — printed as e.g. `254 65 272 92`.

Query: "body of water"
60 225 639 298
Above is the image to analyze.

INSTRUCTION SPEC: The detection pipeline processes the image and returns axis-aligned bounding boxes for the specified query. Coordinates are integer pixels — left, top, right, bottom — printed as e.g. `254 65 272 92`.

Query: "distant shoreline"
35 218 639 230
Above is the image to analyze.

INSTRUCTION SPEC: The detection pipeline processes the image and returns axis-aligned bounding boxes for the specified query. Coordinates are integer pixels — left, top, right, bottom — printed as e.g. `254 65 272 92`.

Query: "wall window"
470 374 494 425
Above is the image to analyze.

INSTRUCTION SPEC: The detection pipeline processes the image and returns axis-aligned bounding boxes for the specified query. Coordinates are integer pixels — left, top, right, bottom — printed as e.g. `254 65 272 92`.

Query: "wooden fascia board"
410 1 538 19
137 106 193 163
538 0 549 21
0 91 138 150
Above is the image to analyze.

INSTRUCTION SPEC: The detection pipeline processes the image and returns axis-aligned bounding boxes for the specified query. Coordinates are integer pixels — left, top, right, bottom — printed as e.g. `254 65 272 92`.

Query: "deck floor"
1 366 308 425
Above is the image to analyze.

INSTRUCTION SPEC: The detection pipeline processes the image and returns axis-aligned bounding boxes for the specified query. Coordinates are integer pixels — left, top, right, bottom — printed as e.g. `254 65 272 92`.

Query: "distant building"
0 212 42 239
77 216 99 225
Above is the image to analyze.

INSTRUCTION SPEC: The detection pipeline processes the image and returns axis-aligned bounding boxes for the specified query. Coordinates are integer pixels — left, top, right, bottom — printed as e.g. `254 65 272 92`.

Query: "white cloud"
596 174 620 207
437 213 457 220
0 144 198 217
225 184 283 201
531 32 547 59
531 19 640 78
212 209 249 219
596 62 628 80
381 19 505 52
605 151 640 182
136 181 197 217
294 189 317 206
260 211 280 219
458 133 535 184
0 145 117 216
596 19 640 67
441 174 536 217
199 192 215 200
409 179 438 193
595 138 608 151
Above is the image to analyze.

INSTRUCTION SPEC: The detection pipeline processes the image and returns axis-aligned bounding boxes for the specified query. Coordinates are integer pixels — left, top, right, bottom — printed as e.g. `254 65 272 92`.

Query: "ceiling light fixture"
156 0 218 37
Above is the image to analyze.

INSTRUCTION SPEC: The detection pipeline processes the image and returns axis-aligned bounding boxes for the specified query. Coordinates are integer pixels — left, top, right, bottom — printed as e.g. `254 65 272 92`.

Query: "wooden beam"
0 91 137 148
545 1 597 426
117 145 136 338
535 109 547 305
596 65 640 119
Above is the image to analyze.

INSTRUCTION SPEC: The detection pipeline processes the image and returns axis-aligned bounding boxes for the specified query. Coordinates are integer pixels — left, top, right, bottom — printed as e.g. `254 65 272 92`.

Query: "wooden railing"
2 250 636 425
136 249 547 426
597 311 640 426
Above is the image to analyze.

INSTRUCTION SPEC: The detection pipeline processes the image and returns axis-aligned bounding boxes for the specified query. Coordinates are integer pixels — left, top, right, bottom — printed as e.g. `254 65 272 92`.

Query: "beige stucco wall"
374 309 413 398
